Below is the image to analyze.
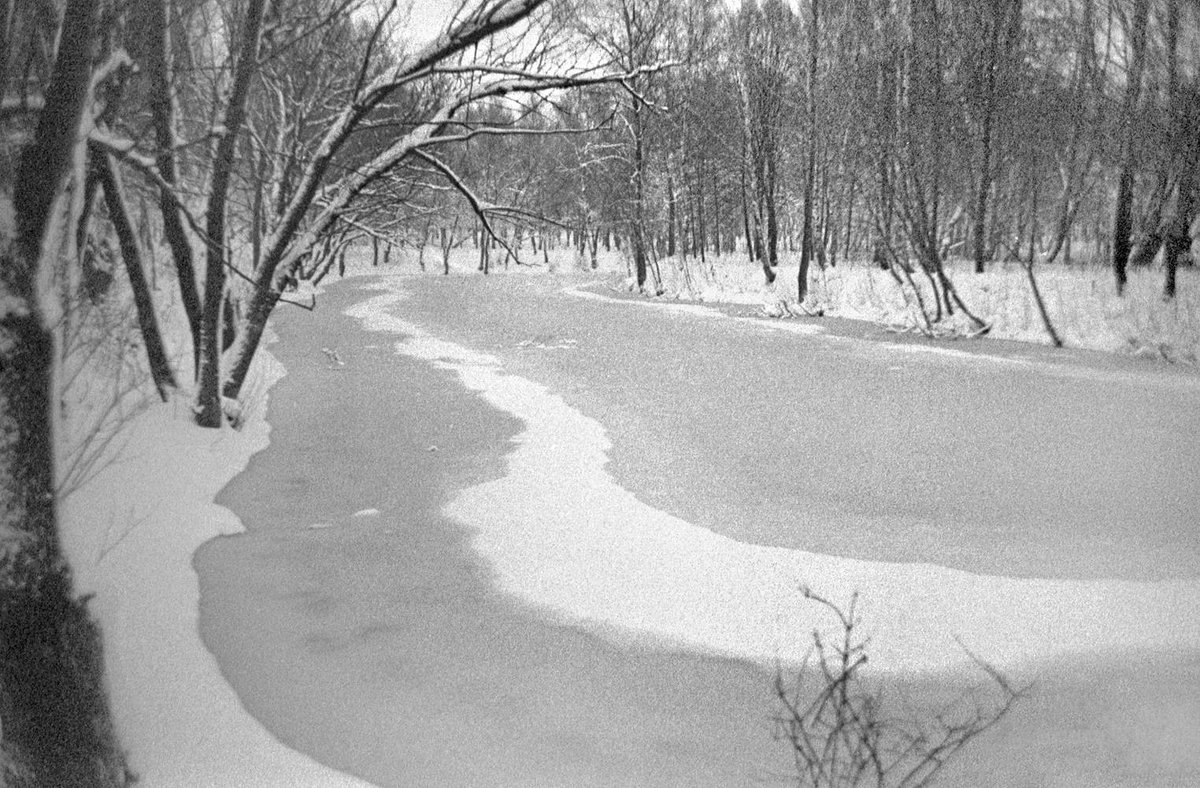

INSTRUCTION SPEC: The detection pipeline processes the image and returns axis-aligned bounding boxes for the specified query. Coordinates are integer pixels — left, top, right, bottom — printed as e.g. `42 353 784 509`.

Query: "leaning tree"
91 0 666 426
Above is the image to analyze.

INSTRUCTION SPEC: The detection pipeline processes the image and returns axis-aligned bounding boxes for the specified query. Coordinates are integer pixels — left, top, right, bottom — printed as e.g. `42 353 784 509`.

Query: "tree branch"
413 148 520 264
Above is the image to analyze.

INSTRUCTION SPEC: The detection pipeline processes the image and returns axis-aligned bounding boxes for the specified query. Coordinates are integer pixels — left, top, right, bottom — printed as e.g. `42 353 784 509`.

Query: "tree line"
429 0 1196 315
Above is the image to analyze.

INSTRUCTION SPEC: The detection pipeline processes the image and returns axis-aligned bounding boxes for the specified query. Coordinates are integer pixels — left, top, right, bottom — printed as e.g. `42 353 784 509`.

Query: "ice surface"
61 332 373 787
348 280 1200 674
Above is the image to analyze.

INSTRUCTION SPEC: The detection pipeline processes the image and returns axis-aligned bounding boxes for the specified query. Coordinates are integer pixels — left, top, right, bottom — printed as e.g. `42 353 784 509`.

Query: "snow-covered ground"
60 330 372 786
648 252 1200 364
365 243 1200 364
348 280 1200 674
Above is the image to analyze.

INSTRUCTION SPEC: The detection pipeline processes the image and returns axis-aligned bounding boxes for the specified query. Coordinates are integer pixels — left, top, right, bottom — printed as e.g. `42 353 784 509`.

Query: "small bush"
774 587 1024 788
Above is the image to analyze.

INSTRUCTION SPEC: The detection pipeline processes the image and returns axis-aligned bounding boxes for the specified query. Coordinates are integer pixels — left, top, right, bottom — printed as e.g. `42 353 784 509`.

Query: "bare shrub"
773 587 1024 788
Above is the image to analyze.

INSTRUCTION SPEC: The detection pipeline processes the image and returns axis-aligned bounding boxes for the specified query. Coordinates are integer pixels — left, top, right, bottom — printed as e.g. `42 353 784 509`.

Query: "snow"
60 332 373 788
49 240 1193 782
646 254 1200 364
381 240 1197 365
348 279 1200 674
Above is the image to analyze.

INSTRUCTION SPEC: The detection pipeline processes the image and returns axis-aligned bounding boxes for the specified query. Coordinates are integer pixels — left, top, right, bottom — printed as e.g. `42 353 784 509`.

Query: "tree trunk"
798 0 819 302
143 0 202 376
971 0 1020 273
1110 0 1149 297
1027 164 1041 262
94 152 178 401
667 171 677 258
740 162 755 265
1024 256 1063 346
1 1 129 783
418 219 430 270
631 97 649 290
765 155 779 269
1130 0 1181 271
219 287 282 403
710 165 721 257
194 0 267 426
1163 109 1200 299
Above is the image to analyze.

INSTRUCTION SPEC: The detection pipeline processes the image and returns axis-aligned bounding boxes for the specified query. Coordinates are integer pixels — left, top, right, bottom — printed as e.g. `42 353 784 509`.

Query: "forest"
1 0 1197 784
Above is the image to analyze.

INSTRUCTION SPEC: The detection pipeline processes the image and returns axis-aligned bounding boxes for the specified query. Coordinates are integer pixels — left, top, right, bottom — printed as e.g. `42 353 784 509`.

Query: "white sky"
400 0 459 46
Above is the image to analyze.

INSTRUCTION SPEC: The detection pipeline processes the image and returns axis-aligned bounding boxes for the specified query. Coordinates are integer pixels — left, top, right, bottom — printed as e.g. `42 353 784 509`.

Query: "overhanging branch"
414 148 520 264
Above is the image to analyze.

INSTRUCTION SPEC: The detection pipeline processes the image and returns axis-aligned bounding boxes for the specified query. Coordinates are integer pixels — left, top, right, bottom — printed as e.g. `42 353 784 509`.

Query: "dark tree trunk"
1112 174 1138 296
711 165 722 257
798 0 819 302
843 179 856 261
765 155 779 269
143 0 202 376
1027 164 1041 262
2 2 129 784
221 292 237 352
740 164 755 264
1110 0 1149 297
1131 0 1181 272
1163 114 1200 299
667 172 677 258
418 219 430 271
631 98 649 290
220 288 281 401
971 0 1018 273
94 152 178 401
195 0 267 426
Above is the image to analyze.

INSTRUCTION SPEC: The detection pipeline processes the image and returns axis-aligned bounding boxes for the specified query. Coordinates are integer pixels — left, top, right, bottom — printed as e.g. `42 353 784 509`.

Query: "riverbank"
60 330 373 787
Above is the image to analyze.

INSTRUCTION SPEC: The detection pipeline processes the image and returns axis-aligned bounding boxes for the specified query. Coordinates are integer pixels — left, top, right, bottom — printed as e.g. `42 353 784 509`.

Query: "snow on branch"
423 115 616 147
86 130 207 244
413 148 520 263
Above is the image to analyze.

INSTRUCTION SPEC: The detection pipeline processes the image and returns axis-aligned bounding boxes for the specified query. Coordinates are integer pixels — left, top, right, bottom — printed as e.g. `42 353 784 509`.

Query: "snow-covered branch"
85 130 207 244
413 148 519 263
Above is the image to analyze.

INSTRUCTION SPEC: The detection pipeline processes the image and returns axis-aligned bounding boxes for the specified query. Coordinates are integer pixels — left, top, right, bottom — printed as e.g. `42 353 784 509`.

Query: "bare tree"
575 0 672 292
193 0 268 427
92 150 178 400
967 0 1022 274
735 0 796 285
142 0 202 374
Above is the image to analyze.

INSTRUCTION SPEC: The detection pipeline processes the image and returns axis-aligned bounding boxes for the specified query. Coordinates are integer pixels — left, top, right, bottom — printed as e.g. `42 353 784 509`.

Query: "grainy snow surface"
58 260 1200 787
348 282 1200 672
61 337 372 788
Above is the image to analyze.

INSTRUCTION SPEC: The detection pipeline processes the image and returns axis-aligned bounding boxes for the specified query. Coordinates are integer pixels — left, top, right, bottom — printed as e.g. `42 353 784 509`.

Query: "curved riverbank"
195 274 1200 787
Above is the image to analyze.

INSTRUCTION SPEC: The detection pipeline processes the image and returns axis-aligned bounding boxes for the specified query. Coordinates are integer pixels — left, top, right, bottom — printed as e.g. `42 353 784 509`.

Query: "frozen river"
194 272 1200 787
